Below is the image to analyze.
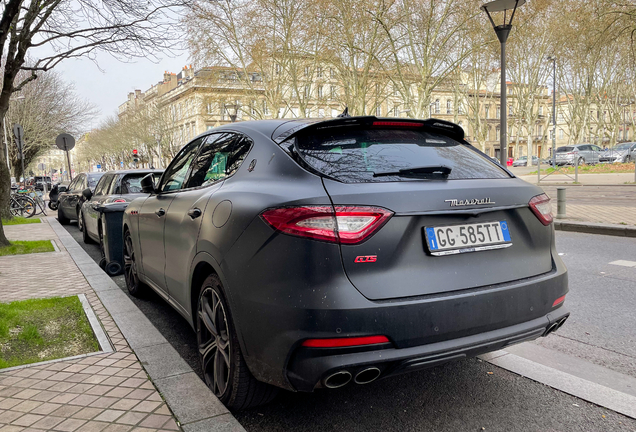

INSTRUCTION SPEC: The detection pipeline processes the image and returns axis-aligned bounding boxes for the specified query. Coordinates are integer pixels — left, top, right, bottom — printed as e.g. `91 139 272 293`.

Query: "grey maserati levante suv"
122 116 569 410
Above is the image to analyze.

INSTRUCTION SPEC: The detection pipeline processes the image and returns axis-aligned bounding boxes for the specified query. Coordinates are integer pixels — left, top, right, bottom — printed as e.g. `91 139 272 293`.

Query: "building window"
330 68 335 78
559 129 564 139
539 106 543 116
331 108 339 118
330 85 336 100
376 106 381 116
537 125 542 135
251 100 257 116
263 100 269 116
485 104 490 119
558 112 564 122
446 100 452 114
305 108 311 118
304 67 310 77
318 85 323 98
434 99 440 115
496 126 500 141
304 85 311 98
207 102 214 114
393 106 399 117
317 67 322 78
394 84 399 96
509 105 514 116
496 106 500 119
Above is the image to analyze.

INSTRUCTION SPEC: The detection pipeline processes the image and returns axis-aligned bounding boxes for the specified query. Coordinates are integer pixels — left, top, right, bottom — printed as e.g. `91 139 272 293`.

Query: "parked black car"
122 117 569 410
57 172 105 225
79 169 163 247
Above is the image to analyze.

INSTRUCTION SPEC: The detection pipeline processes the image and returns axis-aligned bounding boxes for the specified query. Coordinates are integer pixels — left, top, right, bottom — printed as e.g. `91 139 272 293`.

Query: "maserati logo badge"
445 198 494 207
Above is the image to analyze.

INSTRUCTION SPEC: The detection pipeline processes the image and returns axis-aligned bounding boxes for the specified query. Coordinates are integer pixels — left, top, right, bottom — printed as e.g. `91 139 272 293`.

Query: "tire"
123 229 147 297
12 196 36 218
577 157 586 166
196 274 278 411
48 201 58 211
57 207 70 225
81 212 95 244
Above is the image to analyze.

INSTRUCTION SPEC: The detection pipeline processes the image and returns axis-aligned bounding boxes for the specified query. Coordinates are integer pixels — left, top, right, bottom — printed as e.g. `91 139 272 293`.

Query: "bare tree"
0 0 184 245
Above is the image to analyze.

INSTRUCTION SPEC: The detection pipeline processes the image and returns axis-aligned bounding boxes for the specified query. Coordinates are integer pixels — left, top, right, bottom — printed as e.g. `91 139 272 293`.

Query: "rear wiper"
373 165 452 178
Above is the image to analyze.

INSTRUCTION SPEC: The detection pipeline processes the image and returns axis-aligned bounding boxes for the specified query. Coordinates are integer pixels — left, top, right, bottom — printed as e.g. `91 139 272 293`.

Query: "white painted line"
480 351 636 419
609 260 636 267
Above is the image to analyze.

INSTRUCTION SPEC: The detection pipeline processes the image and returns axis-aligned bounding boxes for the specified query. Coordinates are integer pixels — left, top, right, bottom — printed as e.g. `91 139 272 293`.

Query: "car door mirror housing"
140 173 157 194
82 188 92 200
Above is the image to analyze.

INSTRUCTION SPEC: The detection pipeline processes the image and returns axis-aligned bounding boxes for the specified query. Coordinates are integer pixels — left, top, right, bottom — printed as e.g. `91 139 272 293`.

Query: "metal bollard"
537 157 541 183
574 157 578 183
556 187 566 219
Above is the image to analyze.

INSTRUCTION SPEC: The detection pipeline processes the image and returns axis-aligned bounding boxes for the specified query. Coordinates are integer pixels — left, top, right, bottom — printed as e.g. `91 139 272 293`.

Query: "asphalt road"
62 222 636 431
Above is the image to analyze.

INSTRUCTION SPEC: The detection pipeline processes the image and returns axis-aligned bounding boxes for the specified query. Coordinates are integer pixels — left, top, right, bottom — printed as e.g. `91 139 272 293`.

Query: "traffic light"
132 149 139 163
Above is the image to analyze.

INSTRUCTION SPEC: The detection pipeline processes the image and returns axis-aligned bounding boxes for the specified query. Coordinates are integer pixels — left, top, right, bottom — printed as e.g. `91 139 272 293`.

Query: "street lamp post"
224 103 240 123
481 0 526 166
546 56 557 167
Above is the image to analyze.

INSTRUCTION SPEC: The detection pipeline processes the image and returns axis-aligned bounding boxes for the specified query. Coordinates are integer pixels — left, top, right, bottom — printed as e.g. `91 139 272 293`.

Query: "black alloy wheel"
77 208 84 231
81 212 94 244
198 285 232 398
196 274 278 410
123 230 145 296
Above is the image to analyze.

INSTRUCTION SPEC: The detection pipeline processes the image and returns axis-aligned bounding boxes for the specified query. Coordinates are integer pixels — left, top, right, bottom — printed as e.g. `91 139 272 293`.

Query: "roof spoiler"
272 116 465 144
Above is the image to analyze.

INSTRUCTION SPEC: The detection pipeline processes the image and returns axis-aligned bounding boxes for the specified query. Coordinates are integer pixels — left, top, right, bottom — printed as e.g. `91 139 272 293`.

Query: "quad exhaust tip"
323 371 352 389
544 316 568 337
354 367 381 385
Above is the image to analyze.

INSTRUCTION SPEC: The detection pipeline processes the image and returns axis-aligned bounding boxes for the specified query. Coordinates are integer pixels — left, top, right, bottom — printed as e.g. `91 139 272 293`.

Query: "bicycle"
14 186 47 216
9 193 36 218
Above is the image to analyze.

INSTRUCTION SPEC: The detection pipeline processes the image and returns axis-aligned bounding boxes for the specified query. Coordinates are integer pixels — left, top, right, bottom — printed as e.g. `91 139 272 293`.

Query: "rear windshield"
293 128 509 183
556 146 574 153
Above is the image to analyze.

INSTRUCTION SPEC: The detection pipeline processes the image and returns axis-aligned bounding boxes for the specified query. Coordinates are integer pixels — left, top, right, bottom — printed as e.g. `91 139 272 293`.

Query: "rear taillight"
529 193 553 225
261 205 393 244
113 199 127 203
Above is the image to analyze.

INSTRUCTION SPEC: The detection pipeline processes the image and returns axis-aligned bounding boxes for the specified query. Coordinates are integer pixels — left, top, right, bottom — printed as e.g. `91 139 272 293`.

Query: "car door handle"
187 208 202 219
155 208 166 217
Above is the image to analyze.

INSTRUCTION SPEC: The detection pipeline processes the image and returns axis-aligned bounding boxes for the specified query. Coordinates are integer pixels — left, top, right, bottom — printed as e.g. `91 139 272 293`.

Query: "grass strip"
0 240 55 256
0 296 99 369
2 217 41 225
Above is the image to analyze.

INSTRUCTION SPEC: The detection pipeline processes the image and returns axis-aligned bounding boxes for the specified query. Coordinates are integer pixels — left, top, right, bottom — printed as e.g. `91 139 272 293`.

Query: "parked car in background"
599 142 636 163
79 169 163 248
34 176 52 191
554 144 602 166
512 156 540 167
121 116 569 410
48 182 69 210
56 172 105 225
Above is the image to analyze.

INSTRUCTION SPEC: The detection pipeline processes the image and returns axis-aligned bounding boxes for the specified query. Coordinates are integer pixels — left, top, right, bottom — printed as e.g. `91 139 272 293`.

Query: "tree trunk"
0 159 11 247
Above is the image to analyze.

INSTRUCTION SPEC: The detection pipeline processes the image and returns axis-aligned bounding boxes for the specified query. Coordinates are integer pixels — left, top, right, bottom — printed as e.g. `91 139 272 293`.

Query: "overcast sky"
51 49 191 130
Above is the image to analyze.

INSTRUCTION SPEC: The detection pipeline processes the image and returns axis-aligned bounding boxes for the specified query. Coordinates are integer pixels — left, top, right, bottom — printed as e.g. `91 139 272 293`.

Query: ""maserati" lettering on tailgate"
444 198 494 207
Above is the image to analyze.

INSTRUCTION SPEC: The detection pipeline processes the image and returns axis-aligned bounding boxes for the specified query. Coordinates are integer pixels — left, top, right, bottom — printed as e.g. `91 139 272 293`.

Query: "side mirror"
82 188 93 200
140 173 157 194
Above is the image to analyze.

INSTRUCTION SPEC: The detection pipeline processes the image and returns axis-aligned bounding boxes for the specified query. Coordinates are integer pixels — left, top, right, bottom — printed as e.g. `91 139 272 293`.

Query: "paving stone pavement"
561 204 636 226
4 222 57 242
0 219 182 432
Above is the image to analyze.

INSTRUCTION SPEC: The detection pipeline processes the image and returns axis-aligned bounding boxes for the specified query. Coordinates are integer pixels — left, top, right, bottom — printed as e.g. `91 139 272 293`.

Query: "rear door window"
556 146 573 153
293 127 509 183
186 133 252 188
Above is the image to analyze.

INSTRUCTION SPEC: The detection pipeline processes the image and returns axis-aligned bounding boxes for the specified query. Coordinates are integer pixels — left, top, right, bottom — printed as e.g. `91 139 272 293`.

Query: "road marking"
609 260 636 267
480 350 636 419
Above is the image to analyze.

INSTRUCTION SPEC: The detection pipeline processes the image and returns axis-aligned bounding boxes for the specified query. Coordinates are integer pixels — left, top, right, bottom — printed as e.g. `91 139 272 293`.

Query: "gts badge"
130 210 139 215
355 255 377 263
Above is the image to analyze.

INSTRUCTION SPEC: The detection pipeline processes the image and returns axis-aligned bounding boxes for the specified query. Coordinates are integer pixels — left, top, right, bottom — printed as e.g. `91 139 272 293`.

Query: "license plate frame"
423 221 512 256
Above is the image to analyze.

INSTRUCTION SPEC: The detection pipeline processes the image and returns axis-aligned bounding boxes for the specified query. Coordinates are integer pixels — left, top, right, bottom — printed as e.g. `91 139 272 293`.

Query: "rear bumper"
287 306 569 392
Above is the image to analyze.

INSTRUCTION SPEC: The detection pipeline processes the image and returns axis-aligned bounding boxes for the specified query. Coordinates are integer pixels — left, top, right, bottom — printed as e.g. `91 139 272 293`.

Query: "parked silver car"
599 142 636 163
554 144 602 166
512 156 539 167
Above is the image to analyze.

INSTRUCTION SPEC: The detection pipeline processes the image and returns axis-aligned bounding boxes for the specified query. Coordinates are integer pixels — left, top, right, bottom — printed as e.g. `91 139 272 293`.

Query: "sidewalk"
520 172 636 185
0 218 239 432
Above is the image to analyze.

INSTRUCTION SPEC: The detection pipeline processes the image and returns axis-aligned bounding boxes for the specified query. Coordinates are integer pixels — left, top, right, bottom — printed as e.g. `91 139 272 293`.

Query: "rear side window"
556 146 574 153
293 128 509 183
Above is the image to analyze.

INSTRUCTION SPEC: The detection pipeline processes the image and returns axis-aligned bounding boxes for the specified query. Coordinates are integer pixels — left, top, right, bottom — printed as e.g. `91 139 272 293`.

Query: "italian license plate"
424 221 512 256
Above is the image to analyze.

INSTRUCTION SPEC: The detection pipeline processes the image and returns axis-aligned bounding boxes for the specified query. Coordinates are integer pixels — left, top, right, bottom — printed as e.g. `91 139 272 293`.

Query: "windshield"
294 127 510 183
556 146 574 153
612 143 633 151
121 173 162 194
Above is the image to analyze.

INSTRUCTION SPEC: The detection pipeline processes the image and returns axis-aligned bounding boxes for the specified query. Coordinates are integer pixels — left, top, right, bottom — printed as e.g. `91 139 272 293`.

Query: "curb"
554 220 636 238
46 217 246 432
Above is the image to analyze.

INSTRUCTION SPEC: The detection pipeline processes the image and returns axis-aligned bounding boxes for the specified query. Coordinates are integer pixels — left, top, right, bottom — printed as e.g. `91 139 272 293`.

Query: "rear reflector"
529 193 553 225
301 336 390 348
372 121 424 128
261 205 393 244
552 295 566 307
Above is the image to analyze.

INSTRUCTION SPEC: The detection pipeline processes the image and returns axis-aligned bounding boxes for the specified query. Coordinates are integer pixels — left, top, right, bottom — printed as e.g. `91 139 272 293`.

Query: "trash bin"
96 202 129 276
